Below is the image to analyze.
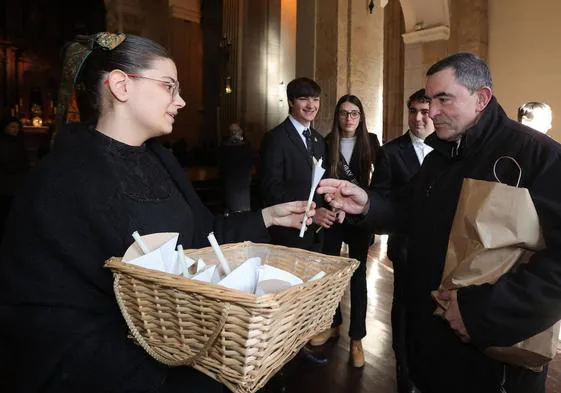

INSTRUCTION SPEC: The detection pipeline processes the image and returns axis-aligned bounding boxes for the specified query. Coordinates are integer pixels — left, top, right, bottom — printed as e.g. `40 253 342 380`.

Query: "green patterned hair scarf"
54 32 126 141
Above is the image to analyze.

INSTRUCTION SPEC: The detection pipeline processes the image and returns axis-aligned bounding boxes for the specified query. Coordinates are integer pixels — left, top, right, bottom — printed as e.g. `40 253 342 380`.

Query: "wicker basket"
104 241 359 393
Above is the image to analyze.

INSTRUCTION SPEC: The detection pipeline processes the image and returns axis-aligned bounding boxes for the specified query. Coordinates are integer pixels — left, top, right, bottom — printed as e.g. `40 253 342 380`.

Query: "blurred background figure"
518 101 553 134
219 122 255 213
0 117 30 241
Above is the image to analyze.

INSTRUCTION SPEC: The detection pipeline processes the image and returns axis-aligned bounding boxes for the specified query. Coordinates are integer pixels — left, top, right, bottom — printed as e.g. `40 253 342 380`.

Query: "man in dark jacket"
258 77 333 367
259 77 333 252
372 88 434 393
317 52 561 393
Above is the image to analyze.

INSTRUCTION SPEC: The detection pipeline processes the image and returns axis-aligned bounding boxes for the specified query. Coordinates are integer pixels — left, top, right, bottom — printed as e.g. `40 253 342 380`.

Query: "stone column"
423 0 488 70
384 0 405 143
313 0 339 135
313 0 384 141
402 43 423 132
347 0 384 142
104 0 169 46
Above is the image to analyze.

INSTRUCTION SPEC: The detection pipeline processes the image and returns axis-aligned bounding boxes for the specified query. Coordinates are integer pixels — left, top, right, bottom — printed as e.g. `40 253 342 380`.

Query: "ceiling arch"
398 0 450 32
397 0 450 43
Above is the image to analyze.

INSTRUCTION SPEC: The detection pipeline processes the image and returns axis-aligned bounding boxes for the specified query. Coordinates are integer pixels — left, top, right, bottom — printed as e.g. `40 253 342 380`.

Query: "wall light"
224 76 232 94
278 81 285 102
368 0 375 14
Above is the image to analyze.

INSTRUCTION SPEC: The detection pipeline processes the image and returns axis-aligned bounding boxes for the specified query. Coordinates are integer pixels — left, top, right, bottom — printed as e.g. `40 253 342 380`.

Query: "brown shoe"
309 327 340 346
349 340 365 368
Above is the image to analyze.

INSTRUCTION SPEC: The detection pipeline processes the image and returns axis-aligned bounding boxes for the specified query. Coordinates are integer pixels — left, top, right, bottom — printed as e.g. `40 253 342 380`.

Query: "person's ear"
106 70 129 102
475 87 492 112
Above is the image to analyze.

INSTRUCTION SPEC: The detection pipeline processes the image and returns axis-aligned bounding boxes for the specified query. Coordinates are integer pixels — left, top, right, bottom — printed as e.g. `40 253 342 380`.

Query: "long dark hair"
326 95 373 188
75 35 170 122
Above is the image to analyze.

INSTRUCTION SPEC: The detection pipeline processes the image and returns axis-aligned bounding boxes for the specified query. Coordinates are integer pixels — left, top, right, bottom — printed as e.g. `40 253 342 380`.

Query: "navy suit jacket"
372 131 421 262
258 117 326 250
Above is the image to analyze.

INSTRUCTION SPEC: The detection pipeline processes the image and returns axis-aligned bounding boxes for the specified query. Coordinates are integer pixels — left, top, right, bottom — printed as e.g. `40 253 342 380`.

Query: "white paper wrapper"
258 265 302 286
123 232 180 273
218 257 262 293
192 265 221 283
121 232 325 295
299 157 325 237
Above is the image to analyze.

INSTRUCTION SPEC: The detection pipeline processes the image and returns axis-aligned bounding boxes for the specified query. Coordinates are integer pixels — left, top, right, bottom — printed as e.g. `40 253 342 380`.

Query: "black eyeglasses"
339 110 361 119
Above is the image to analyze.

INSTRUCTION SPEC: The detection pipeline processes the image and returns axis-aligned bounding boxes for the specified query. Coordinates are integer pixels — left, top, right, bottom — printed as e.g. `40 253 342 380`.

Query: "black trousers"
388 235 412 378
322 222 371 340
390 257 407 356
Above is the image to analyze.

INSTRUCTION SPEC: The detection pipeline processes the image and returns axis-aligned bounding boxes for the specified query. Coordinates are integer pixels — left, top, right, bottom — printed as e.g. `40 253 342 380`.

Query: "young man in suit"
372 88 434 393
258 77 336 368
259 77 336 253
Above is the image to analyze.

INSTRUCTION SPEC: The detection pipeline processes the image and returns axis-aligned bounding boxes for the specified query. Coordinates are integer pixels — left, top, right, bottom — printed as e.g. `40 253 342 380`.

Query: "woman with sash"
309 95 379 368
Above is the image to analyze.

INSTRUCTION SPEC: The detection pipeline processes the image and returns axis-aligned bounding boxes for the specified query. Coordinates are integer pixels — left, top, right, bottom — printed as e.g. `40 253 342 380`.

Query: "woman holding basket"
0 33 314 393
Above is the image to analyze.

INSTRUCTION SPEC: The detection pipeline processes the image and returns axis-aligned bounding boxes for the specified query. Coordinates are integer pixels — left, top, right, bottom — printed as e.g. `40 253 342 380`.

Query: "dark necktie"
302 128 313 156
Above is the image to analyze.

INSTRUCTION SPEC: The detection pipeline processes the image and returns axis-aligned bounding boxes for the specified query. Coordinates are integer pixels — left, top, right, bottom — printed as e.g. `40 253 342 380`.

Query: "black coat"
366 97 561 393
322 132 379 248
0 125 269 393
371 131 420 263
258 117 325 250
0 132 29 196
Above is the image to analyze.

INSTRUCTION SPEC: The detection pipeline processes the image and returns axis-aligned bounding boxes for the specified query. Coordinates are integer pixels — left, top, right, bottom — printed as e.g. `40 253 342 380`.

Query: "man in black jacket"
259 77 334 252
258 77 334 367
318 52 561 393
372 88 433 393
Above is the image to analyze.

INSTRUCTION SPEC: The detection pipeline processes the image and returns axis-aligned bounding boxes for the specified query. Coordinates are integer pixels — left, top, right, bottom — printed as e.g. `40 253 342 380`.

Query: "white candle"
299 157 324 238
207 232 231 274
177 244 188 276
132 231 151 254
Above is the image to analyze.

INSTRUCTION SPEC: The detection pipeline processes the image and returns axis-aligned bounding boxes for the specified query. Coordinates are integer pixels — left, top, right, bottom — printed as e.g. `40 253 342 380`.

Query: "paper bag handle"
113 274 230 366
493 156 522 187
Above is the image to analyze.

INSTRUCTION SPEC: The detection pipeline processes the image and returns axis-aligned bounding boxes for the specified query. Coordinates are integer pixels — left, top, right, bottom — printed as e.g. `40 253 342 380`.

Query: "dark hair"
75 35 170 122
286 77 321 103
517 101 552 122
426 52 492 93
326 95 373 188
1 116 23 137
407 88 430 108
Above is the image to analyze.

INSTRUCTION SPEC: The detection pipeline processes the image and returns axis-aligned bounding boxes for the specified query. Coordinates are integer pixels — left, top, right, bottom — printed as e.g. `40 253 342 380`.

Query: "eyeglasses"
103 73 181 98
339 110 361 119
127 73 181 98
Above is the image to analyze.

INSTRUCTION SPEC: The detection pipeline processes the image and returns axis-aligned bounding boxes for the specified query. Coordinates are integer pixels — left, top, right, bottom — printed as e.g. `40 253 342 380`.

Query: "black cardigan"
0 125 269 393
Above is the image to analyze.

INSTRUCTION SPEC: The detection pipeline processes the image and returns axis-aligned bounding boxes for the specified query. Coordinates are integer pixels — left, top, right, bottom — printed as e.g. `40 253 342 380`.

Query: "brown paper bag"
433 156 559 371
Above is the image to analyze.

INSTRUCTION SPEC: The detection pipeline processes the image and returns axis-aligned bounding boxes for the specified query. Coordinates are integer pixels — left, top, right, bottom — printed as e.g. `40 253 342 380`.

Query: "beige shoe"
349 340 365 368
309 326 340 346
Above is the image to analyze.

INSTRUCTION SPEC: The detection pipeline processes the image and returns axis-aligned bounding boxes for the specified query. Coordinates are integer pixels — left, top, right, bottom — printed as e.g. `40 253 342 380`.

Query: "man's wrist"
261 207 273 228
361 198 370 216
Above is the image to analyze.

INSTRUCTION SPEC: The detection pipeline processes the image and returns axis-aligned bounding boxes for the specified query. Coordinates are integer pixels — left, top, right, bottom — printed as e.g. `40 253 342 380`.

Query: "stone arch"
399 0 450 38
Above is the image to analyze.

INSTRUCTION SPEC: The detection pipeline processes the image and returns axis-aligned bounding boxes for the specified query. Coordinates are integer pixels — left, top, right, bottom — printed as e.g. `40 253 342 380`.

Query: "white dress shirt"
409 131 433 165
289 115 312 148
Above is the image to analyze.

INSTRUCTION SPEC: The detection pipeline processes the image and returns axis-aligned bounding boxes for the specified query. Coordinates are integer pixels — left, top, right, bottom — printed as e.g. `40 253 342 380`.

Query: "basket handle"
113 273 230 366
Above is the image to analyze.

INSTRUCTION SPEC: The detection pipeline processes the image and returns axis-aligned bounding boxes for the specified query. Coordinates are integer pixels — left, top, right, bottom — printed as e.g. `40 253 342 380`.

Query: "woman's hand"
261 201 316 229
316 179 370 215
313 207 338 229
